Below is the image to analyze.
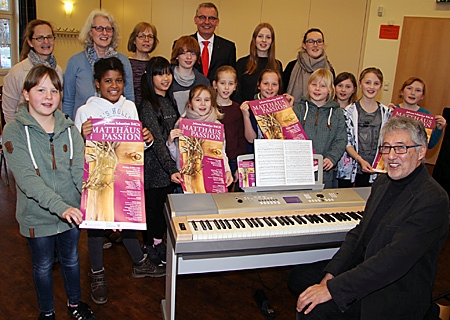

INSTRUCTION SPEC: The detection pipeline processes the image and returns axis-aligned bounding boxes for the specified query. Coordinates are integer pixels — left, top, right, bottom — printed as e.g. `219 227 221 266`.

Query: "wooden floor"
0 171 449 320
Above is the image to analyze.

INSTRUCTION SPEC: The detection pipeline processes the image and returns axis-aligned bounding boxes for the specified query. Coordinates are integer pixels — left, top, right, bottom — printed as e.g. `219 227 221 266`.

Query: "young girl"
213 66 247 189
138 56 180 266
240 68 292 153
171 35 210 115
389 77 446 149
75 57 163 306
235 22 283 103
334 72 357 109
167 84 234 188
293 68 347 188
337 67 391 188
3 65 96 320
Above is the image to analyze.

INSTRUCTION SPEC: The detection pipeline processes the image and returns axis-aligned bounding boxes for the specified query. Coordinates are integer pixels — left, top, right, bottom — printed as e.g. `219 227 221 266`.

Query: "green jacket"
293 98 347 185
3 105 85 237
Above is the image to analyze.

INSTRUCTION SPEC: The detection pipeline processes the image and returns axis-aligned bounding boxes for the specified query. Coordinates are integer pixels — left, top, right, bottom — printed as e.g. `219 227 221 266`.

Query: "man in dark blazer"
289 116 449 319
191 2 236 83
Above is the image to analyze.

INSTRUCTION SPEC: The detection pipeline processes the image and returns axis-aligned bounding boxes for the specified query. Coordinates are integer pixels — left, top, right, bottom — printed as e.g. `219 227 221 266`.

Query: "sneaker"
67 301 96 320
38 312 55 320
142 244 162 266
154 242 167 264
132 256 165 278
102 237 112 250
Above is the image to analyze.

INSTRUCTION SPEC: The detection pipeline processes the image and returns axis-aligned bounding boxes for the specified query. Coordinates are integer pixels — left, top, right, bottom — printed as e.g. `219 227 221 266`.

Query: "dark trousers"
288 260 361 320
143 185 174 245
338 173 372 188
88 229 143 271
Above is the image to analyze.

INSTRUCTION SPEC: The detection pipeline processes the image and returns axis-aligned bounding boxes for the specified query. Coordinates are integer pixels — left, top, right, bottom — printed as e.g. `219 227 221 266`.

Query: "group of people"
2 2 449 320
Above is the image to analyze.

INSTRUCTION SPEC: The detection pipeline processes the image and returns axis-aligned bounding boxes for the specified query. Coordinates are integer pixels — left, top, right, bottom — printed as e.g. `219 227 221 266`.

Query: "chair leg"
0 152 8 186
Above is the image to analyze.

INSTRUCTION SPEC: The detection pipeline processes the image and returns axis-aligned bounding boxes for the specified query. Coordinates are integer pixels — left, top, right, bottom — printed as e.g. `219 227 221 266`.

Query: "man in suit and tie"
191 2 236 83
288 116 449 319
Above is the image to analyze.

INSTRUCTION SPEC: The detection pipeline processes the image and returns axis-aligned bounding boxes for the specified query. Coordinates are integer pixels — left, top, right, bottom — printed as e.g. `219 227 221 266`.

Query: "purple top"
129 58 148 108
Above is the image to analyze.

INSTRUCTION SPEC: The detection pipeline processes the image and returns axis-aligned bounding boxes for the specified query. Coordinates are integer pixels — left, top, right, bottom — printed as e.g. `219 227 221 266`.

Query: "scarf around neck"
28 50 57 69
174 67 196 87
85 45 118 72
175 106 218 129
287 50 331 105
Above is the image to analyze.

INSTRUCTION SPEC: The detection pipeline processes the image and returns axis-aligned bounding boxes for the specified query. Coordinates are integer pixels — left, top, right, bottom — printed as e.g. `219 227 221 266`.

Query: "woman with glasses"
128 22 159 108
170 36 210 115
284 28 334 104
3 20 63 124
235 22 282 103
62 9 134 120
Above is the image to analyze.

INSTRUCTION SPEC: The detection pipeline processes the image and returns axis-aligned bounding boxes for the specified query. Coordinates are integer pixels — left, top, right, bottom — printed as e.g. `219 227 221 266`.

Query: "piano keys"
162 188 371 320
172 207 364 242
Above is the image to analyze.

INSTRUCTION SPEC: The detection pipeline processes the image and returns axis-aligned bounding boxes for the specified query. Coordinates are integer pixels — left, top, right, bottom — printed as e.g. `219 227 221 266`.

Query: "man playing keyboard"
288 116 449 319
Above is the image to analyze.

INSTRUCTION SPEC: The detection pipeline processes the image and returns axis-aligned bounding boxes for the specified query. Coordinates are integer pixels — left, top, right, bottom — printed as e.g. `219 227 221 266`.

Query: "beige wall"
362 0 450 105
32 0 367 76
11 0 450 103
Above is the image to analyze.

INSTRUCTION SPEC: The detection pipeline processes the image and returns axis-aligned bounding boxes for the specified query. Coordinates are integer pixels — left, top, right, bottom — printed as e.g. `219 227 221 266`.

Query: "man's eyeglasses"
32 35 55 43
305 39 324 46
136 34 154 40
196 15 218 22
378 145 422 154
91 26 114 33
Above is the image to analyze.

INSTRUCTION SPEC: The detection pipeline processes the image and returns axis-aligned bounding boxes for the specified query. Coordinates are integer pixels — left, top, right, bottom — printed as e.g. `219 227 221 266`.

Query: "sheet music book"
254 139 315 187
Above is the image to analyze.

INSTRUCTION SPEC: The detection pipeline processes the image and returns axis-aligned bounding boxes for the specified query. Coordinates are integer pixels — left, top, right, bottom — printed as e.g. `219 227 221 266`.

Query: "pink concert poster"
178 118 227 193
248 95 309 140
80 118 146 230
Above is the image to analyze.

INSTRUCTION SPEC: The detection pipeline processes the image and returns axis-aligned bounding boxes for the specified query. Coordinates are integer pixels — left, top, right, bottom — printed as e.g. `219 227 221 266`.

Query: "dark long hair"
141 56 177 113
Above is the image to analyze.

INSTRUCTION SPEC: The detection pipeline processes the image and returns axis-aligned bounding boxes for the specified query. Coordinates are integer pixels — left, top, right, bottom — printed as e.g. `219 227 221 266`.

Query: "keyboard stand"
161 229 341 320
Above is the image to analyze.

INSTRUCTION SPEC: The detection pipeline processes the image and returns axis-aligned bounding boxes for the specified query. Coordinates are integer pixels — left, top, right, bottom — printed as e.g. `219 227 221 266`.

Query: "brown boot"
89 268 108 304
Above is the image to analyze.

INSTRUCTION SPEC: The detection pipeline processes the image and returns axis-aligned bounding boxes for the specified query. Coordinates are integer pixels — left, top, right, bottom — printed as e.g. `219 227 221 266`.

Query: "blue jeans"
27 227 81 313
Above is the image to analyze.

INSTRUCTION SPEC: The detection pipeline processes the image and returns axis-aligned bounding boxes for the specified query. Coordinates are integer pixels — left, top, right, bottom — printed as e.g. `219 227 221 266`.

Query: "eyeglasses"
136 33 154 40
196 15 218 22
32 35 55 42
91 26 114 33
378 144 422 154
180 51 197 57
305 39 324 46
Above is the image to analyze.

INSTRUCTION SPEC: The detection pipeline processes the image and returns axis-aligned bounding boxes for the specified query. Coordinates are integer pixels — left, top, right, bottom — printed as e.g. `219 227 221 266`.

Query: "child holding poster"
75 57 164 306
212 66 247 189
293 68 347 188
388 77 446 149
336 67 390 188
239 68 294 153
3 65 96 319
167 84 234 192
